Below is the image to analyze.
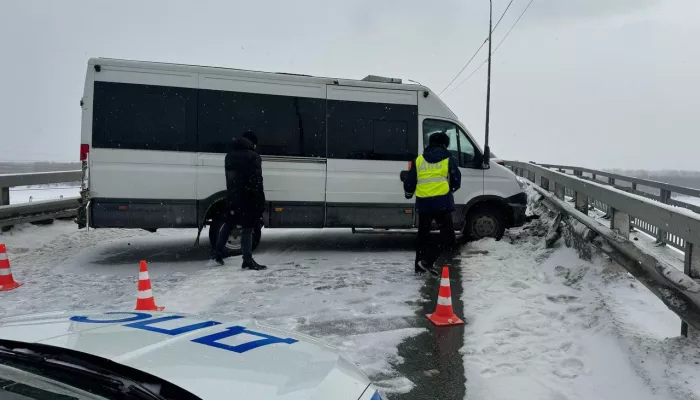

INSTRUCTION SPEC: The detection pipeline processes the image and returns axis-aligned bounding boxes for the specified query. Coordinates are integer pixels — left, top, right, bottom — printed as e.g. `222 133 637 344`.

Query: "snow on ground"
586 203 686 273
9 185 79 204
0 223 424 397
461 208 700 399
675 195 700 208
5 183 700 399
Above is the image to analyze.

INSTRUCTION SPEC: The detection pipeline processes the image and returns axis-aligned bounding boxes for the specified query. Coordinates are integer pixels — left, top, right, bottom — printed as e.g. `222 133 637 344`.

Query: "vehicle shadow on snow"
90 237 212 266
90 229 416 266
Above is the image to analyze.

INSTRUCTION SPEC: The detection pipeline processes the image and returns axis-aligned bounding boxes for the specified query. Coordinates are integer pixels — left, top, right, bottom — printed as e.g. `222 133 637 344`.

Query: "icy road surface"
0 223 425 397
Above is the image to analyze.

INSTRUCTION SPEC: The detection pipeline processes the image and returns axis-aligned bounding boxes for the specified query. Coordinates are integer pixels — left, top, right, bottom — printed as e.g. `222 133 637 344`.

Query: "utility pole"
483 0 493 168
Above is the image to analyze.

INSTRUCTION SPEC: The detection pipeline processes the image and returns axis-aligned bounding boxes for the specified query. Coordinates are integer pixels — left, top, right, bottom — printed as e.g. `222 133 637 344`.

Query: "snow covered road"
3 206 700 399
0 223 428 397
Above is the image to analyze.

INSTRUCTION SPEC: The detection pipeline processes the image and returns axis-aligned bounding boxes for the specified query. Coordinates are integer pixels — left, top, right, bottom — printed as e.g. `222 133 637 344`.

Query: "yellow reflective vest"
415 155 449 198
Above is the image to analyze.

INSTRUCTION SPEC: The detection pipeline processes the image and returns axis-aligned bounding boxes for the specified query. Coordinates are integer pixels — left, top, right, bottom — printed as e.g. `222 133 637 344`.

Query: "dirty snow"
0 223 424 397
461 205 700 399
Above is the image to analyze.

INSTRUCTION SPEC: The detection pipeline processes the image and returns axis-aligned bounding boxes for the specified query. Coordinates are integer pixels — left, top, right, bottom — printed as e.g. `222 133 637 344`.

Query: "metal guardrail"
0 171 82 189
505 161 700 337
0 170 82 229
524 164 700 253
0 198 81 228
538 163 700 197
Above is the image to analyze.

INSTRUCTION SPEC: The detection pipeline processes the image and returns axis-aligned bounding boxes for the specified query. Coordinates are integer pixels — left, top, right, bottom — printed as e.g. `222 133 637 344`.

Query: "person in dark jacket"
213 131 267 270
403 131 461 275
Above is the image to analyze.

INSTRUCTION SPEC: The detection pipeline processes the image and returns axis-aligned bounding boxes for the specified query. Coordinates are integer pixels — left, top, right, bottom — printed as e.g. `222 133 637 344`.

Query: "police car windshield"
0 340 199 400
0 363 110 399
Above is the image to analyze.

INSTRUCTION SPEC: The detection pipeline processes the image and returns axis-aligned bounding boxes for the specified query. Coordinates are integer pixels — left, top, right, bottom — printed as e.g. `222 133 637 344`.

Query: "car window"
93 82 197 152
0 364 110 399
422 119 480 168
198 89 326 157
423 119 458 158
327 101 418 161
458 129 475 162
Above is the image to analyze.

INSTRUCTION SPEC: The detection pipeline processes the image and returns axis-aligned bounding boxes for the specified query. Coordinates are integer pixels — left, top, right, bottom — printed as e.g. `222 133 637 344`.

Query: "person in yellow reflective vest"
403 132 461 276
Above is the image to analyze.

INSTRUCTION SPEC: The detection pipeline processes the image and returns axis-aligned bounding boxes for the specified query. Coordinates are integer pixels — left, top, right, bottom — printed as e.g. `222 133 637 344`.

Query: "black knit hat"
242 131 258 145
428 131 450 148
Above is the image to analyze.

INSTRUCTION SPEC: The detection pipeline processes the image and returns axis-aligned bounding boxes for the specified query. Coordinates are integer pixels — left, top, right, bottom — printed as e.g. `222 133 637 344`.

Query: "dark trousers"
416 211 455 267
214 212 254 262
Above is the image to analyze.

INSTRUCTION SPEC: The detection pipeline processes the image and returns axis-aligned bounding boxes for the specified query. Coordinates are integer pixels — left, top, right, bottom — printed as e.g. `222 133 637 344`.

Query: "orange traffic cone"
0 244 23 291
426 266 464 326
135 260 164 311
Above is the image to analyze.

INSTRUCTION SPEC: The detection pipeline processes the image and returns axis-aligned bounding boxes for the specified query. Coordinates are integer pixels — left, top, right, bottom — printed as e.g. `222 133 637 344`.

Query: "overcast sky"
1 0 699 170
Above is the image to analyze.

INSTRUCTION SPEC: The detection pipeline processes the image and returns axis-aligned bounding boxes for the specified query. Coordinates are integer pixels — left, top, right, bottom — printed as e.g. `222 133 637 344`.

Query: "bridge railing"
505 161 700 337
0 171 82 229
533 163 700 252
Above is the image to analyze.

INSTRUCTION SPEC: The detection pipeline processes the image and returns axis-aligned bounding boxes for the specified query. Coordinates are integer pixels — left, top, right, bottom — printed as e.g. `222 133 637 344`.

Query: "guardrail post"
601 177 617 218
682 242 700 337
657 189 672 245
554 183 565 200
629 182 640 232
609 207 630 239
1 187 9 232
574 190 588 215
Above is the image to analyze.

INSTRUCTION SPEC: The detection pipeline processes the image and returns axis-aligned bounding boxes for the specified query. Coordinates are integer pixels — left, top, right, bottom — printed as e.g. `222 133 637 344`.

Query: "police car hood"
0 311 372 400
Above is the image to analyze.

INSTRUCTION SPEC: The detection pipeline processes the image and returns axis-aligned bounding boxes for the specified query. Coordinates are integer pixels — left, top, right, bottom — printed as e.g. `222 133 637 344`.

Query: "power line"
445 0 537 95
438 0 516 95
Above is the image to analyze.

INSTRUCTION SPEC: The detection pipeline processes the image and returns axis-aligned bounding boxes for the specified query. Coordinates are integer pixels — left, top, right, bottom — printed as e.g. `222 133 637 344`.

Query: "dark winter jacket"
403 145 461 213
224 137 265 219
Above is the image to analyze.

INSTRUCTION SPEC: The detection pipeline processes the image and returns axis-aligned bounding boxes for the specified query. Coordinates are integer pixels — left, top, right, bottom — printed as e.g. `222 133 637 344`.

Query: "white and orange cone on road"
426 266 464 326
0 244 23 291
135 260 164 311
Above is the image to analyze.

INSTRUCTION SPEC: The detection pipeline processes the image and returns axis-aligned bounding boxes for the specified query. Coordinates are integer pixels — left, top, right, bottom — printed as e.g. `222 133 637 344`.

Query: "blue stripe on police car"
70 312 298 354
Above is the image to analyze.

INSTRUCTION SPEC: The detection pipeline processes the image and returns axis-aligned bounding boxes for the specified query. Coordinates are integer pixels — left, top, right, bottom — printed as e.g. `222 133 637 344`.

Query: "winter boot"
242 259 267 270
416 260 439 277
415 260 425 275
212 253 225 266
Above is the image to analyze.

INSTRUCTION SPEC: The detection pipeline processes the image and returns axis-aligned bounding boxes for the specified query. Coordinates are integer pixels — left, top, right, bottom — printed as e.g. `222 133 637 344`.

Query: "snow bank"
461 217 700 399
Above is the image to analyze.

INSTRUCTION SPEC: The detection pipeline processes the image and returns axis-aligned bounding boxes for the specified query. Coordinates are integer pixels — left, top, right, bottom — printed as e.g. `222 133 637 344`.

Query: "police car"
0 311 383 400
